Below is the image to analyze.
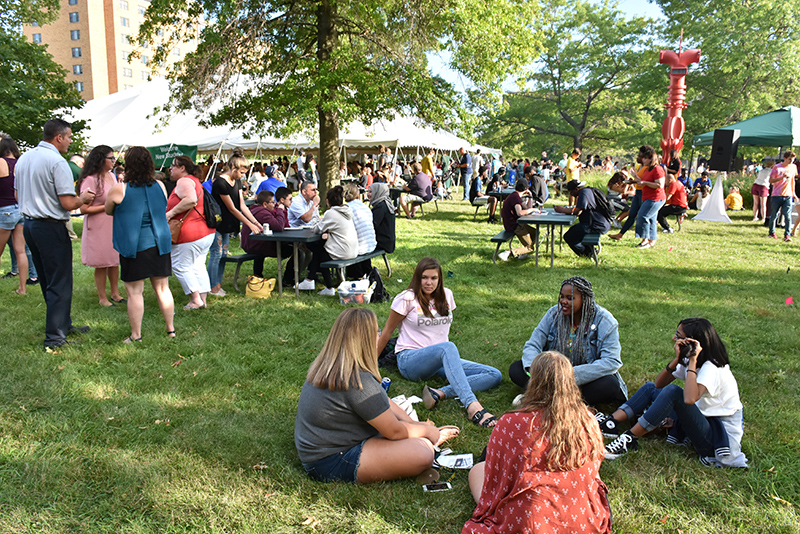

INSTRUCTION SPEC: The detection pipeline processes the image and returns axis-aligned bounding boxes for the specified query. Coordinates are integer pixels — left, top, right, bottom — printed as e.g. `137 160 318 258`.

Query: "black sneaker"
595 412 620 438
68 325 91 335
604 431 638 460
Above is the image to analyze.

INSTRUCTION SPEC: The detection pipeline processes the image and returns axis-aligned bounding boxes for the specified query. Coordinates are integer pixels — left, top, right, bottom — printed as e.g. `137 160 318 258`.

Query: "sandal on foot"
167 330 176 338
123 335 142 344
111 297 127 303
423 386 442 410
183 304 206 310
470 409 497 428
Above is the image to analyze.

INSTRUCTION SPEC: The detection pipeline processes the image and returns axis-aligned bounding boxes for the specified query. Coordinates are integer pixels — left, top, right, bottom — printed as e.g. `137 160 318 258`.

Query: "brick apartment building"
22 0 197 101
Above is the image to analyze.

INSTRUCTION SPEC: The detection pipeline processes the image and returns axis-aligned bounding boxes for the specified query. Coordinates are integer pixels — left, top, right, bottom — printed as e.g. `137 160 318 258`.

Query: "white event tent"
67 78 501 157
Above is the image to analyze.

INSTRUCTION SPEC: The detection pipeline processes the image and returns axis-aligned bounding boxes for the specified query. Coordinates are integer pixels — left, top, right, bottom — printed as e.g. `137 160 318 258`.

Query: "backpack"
368 266 391 304
378 336 398 368
200 189 222 228
589 187 615 222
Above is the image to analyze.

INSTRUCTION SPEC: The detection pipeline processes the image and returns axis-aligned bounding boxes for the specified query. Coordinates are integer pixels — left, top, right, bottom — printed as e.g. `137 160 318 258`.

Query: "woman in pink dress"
79 145 125 306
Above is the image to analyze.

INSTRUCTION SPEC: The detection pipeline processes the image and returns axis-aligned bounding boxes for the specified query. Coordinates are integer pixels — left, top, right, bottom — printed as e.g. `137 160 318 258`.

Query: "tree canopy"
478 0 657 155
138 0 541 194
651 0 800 141
0 31 83 147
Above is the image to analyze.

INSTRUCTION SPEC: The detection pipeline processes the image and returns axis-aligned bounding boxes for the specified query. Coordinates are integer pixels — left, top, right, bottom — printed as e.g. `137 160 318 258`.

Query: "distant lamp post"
658 33 700 166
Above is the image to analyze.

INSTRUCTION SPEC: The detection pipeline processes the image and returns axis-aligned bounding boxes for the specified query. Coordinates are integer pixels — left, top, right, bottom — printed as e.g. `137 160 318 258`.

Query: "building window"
32 33 42 43
123 84 133 90
173 47 180 56
32 21 39 27
141 71 149 80
75 81 84 92
138 5 146 15
70 30 80 40
122 68 132 77
69 12 79 23
120 17 129 27
122 34 131 44
73 65 83 75
141 55 149 66
121 51 130 61
72 47 81 57
69 0 78 4
119 0 128 10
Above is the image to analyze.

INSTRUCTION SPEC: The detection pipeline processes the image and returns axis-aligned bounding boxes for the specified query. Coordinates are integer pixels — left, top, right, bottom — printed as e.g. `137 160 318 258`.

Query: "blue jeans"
620 382 713 456
8 232 38 278
207 231 229 287
619 189 642 235
768 196 792 237
397 342 502 408
636 199 665 241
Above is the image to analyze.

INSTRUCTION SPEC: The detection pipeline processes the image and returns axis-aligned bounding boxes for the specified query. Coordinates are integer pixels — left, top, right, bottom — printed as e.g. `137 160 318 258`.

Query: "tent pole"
689 145 695 179
159 142 175 172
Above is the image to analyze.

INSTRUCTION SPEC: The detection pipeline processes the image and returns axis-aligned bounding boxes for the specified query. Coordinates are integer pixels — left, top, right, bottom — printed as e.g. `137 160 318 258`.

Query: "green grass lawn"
1 191 799 533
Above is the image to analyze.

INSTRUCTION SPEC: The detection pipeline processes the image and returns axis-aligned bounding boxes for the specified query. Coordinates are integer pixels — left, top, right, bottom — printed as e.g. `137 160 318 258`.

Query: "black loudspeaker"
708 129 740 172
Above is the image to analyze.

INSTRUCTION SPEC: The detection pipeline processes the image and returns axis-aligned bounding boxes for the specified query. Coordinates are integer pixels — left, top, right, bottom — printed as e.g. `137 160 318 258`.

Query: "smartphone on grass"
422 482 452 492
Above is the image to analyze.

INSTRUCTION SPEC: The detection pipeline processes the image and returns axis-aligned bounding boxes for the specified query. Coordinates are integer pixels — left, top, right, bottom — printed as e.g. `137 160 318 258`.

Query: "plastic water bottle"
381 377 391 393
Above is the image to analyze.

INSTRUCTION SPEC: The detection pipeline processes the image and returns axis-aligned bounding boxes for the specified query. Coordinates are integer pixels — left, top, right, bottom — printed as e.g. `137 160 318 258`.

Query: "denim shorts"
0 204 23 230
302 440 365 484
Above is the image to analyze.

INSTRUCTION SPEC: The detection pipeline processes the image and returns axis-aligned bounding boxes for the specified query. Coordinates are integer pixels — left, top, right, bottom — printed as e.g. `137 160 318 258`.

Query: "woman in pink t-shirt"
377 257 502 428
767 151 798 241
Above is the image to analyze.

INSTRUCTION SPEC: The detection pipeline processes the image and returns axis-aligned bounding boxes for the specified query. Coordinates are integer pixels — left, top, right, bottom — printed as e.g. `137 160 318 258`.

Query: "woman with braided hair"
508 276 627 407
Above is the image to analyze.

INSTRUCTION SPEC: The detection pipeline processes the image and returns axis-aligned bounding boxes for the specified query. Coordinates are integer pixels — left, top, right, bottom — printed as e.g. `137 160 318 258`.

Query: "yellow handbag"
245 276 276 299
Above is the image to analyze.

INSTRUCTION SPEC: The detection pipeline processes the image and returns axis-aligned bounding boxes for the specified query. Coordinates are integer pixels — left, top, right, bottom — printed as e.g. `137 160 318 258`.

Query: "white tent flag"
693 176 731 223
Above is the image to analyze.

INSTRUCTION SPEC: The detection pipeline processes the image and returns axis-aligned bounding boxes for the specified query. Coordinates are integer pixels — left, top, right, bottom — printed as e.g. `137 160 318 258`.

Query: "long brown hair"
306 308 380 391
517 351 604 471
408 257 449 318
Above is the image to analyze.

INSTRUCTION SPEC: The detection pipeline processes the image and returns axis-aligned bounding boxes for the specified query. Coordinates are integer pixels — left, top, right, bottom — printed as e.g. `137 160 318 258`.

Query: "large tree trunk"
317 0 338 200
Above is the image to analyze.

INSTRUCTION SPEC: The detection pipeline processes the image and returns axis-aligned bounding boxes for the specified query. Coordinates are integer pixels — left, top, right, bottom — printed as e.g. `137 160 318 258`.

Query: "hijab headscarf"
369 182 393 211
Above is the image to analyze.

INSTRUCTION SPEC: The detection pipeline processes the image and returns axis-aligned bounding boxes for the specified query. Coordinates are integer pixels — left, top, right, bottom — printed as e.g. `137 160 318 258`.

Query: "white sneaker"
498 251 511 262
662 228 674 234
318 287 336 296
512 393 525 408
209 288 227 297
516 254 529 260
297 279 316 291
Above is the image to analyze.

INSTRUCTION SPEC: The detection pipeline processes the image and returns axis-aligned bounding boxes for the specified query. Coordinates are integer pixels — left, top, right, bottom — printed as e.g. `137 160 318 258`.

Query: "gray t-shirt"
15 141 76 220
294 371 390 464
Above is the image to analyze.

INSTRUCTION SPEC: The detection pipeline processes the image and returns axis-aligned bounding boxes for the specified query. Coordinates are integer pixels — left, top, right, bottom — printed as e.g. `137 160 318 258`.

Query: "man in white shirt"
287 181 320 228
16 118 95 350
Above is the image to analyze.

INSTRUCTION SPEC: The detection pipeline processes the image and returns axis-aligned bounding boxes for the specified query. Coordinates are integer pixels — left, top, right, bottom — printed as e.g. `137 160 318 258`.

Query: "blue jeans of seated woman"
620 382 713 456
397 342 502 409
636 199 665 241
207 231 229 287
768 196 792 237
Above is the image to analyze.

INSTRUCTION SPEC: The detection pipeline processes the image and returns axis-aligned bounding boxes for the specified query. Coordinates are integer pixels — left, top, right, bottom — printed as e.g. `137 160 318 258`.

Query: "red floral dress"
463 410 612 534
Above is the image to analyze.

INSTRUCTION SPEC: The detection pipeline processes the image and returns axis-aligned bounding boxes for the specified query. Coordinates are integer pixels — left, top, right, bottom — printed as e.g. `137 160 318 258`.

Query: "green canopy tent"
692 106 800 147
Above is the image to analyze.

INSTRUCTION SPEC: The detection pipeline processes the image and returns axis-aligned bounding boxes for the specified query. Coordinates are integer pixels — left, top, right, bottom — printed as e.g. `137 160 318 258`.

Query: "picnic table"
250 228 322 296
518 210 576 267
487 187 515 207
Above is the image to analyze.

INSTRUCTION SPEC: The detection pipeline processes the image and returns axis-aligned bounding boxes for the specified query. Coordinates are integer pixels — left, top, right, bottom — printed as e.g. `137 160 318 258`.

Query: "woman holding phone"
598 318 747 467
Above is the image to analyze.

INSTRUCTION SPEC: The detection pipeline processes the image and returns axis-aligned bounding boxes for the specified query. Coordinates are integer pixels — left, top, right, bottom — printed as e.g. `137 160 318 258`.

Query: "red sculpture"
658 36 700 166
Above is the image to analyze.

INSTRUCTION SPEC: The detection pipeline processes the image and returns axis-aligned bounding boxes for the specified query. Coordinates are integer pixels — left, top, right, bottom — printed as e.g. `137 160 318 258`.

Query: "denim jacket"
522 304 627 398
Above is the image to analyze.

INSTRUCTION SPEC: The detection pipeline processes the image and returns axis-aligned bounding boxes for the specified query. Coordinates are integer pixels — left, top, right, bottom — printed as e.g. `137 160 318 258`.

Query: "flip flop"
123 335 142 344
415 467 440 485
111 297 127 303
